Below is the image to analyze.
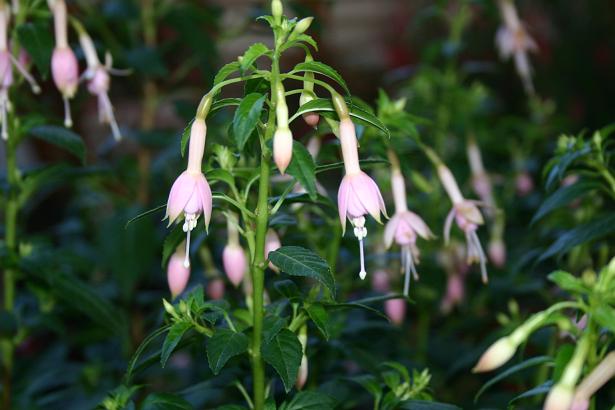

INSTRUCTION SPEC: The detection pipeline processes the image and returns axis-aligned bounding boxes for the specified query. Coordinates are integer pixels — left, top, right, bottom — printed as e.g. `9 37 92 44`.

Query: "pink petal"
166 172 197 225
337 176 350 234
443 208 456 245
195 174 213 229
383 216 399 248
351 173 381 222
405 211 433 240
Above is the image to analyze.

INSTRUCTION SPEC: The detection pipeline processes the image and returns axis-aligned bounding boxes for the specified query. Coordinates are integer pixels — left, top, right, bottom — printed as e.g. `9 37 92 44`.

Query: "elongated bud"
545 336 590 410
572 352 615 408
385 298 407 325
488 238 506 267
299 55 319 127
371 270 390 293
271 0 283 24
292 17 313 37
296 325 308 390
273 127 293 174
223 244 247 287
472 336 516 372
167 248 190 297
437 164 464 204
265 229 282 271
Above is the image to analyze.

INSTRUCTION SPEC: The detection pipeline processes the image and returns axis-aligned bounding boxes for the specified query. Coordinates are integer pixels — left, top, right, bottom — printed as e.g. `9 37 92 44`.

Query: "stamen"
352 216 368 280
10 54 40 94
63 96 72 128
470 231 489 284
100 92 121 140
182 213 198 268
358 238 366 280
184 228 191 268
403 247 411 297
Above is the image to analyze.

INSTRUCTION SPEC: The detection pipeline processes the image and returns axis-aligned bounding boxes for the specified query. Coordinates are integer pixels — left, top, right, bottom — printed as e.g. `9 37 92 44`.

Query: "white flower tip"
359 270 366 280
473 337 516 373
64 118 73 128
544 384 574 410
183 259 190 269
32 85 41 94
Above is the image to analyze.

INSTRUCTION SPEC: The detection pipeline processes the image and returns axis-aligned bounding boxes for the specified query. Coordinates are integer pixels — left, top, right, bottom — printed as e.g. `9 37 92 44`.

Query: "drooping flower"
78 28 124 140
440 272 465 314
273 83 293 174
438 164 489 283
335 95 387 280
383 149 433 295
50 0 79 127
222 212 247 287
167 244 190 297
0 4 39 140
496 0 538 95
165 118 212 268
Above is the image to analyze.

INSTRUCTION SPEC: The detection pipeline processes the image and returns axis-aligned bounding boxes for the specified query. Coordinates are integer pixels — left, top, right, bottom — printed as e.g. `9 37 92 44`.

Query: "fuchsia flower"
384 150 433 295
385 298 407 325
496 0 538 95
222 243 247 287
165 118 212 268
50 0 79 127
438 164 489 284
167 245 190 297
79 30 124 140
337 116 387 280
0 4 39 140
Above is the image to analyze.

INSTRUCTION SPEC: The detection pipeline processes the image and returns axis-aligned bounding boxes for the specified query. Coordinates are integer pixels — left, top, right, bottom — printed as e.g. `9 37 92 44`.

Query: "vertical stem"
2 134 18 410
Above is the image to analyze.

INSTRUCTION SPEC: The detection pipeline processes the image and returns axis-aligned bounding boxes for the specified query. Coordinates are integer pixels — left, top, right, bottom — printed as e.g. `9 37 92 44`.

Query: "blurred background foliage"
0 0 614 409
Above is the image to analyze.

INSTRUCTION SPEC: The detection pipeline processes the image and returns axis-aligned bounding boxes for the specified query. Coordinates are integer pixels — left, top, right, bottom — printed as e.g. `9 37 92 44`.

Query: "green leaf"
547 271 588 294
269 246 335 297
263 314 287 344
206 168 235 187
29 125 85 163
474 356 552 403
161 322 192 368
315 158 389 174
279 391 336 410
350 374 383 399
281 34 318 53
540 214 615 260
141 393 193 410
233 93 266 150
532 180 599 224
206 329 249 375
125 204 166 229
16 22 53 78
274 280 302 302
285 142 317 199
124 326 170 383
508 381 553 405
398 400 461 410
161 224 185 269
594 305 615 333
290 98 390 138
262 329 302 392
304 303 330 340
214 61 241 86
292 61 350 95
239 43 270 72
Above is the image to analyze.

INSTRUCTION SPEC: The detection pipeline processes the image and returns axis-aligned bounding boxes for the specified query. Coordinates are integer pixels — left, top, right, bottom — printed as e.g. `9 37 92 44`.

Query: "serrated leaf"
263 314 287 344
474 356 552 403
540 214 615 260
304 303 329 340
29 125 85 163
269 246 335 297
274 280 302 302
206 329 249 375
214 61 241 86
233 93 266 150
161 322 192 368
292 61 350 95
279 391 336 410
547 271 588 294
16 22 53 78
290 98 390 138
141 393 193 410
532 180 599 224
285 142 317 199
239 43 270 72
262 329 302 392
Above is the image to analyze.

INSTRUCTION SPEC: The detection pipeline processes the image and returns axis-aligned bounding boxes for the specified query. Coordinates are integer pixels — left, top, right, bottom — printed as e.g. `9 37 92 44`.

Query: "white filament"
63 96 72 128
182 213 198 268
359 238 366 280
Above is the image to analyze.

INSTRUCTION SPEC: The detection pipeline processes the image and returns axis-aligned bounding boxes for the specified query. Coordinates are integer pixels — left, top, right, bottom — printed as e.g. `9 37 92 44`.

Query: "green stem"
2 134 18 410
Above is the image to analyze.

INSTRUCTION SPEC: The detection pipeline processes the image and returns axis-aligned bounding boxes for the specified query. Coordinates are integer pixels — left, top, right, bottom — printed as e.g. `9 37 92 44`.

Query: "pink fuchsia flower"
337 116 387 280
79 29 124 140
0 4 39 140
496 0 538 95
440 272 465 314
385 298 406 325
384 149 433 295
206 277 225 300
167 245 190 297
439 164 489 284
165 118 212 268
222 243 247 287
50 0 79 127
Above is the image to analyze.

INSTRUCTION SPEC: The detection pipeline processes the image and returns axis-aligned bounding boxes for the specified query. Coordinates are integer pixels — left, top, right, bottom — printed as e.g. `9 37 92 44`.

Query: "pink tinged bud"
273 127 293 174
570 399 589 410
438 165 464 205
300 92 319 128
206 278 225 300
296 355 308 390
265 229 281 271
440 273 465 313
222 244 247 287
167 250 190 297
544 385 574 410
51 47 79 98
472 336 517 373
371 270 390 293
385 298 406 325
488 239 506 267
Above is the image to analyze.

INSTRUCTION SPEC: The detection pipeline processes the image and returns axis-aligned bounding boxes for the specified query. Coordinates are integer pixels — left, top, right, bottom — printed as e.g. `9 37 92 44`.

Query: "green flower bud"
271 0 283 24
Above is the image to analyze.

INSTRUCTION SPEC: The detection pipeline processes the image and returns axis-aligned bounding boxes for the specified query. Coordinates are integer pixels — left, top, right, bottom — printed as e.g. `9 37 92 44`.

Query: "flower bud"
167 250 190 297
300 90 319 127
51 47 79 98
292 17 313 36
544 384 574 410
273 127 293 174
271 0 283 24
206 278 225 300
488 239 506 267
296 354 308 390
371 270 390 293
223 243 247 287
473 336 517 372
265 229 282 271
385 298 407 325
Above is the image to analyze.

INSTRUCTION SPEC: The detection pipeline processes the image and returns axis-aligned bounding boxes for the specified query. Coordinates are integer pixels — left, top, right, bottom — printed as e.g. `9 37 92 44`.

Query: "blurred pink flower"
265 229 282 271
165 118 212 268
385 298 406 325
223 243 247 287
371 269 390 293
206 277 225 300
440 273 465 314
515 171 534 196
337 118 387 280
167 247 190 297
